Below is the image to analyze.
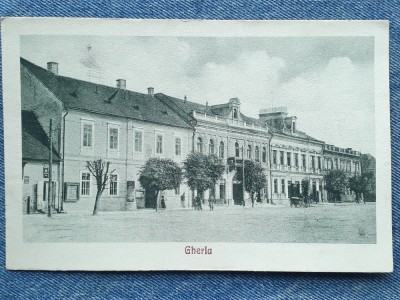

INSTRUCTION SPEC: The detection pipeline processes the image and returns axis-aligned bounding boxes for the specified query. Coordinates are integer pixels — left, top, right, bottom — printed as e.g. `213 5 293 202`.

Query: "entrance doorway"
233 183 243 205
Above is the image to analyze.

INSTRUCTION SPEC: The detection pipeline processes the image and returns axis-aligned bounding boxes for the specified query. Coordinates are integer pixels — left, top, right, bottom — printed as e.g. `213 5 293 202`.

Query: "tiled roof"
21 58 191 129
22 110 60 162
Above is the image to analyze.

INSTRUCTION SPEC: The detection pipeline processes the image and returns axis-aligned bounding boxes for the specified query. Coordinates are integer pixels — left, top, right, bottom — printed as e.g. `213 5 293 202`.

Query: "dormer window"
233 108 238 119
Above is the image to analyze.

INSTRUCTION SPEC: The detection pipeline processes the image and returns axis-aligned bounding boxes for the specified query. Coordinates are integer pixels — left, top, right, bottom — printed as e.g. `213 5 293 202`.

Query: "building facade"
21 57 366 212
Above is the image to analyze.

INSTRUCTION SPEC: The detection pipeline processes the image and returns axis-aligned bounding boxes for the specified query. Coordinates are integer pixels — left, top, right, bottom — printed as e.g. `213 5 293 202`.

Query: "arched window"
255 146 260 162
233 108 238 119
235 142 240 158
219 141 224 158
247 145 252 159
262 147 267 163
209 139 214 154
197 137 203 153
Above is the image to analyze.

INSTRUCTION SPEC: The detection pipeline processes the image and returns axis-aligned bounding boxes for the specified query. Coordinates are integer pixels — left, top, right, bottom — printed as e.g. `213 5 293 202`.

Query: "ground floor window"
281 179 285 195
81 172 91 196
274 179 278 194
110 174 118 196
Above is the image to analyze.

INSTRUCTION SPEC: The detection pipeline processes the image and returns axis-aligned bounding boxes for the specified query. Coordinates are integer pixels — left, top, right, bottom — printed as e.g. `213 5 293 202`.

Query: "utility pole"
48 119 53 218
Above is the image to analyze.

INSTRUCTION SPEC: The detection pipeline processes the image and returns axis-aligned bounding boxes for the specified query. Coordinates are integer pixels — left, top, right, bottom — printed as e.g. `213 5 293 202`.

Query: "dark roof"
22 110 60 162
21 58 191 129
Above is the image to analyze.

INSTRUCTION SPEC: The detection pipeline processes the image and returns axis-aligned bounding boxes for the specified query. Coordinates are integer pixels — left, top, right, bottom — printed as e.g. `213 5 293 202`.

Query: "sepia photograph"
2 18 392 271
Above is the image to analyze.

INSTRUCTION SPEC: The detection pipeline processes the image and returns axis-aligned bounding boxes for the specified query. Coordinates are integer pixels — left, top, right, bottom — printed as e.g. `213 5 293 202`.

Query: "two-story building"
156 94 272 205
322 144 362 202
21 58 193 212
258 107 325 205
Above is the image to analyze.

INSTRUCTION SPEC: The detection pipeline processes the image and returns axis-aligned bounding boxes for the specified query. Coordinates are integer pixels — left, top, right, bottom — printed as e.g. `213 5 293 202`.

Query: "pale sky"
21 35 375 155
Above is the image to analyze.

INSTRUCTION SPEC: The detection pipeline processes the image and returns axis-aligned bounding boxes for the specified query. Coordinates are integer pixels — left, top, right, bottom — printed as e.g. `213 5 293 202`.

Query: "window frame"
133 128 144 159
219 141 224 159
80 171 91 197
209 139 215 155
81 120 94 149
155 133 164 155
197 137 203 154
175 136 182 157
107 123 120 156
109 173 119 196
235 142 240 158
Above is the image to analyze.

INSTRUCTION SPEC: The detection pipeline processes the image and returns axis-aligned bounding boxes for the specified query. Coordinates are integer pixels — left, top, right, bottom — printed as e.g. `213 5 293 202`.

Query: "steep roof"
21 58 191 129
22 110 60 162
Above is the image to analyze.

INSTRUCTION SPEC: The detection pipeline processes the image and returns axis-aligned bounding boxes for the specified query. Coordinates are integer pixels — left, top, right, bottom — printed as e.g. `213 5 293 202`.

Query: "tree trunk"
155 190 159 212
93 191 102 215
251 192 255 207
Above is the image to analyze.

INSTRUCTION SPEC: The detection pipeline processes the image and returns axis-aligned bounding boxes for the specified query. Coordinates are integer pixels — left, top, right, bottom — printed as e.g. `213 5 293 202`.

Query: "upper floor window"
235 142 240 158
219 141 224 158
108 126 119 150
262 147 267 163
209 139 214 155
280 151 285 165
294 153 299 167
156 134 163 154
287 152 291 166
233 108 238 119
109 174 118 196
175 137 181 156
273 150 277 165
82 121 93 148
311 156 315 169
318 157 322 170
197 137 203 153
247 145 252 159
302 154 306 168
281 179 286 194
254 146 260 162
134 131 143 153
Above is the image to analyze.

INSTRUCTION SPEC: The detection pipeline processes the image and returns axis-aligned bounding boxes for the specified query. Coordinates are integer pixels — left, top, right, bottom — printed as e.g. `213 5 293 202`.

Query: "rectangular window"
109 127 119 150
318 157 322 169
287 152 291 166
273 150 277 165
311 156 315 169
294 153 299 167
109 174 118 196
175 137 181 156
274 179 278 194
82 122 93 147
280 151 284 165
302 154 306 167
156 134 163 154
281 179 285 195
134 131 143 153
81 172 91 196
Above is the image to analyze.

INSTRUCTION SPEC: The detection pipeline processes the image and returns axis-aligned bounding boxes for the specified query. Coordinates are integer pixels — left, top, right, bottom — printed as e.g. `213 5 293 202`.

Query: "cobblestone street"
23 203 376 244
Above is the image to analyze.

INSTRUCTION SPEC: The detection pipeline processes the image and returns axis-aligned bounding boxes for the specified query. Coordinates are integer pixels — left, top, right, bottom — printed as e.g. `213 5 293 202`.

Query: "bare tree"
86 159 114 215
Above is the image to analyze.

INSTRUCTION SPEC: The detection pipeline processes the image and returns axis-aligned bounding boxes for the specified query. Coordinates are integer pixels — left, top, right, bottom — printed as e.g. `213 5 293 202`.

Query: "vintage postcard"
2 18 392 272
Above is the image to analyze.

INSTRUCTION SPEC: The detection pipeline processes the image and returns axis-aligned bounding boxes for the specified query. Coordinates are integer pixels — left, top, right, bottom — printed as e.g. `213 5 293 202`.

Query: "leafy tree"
138 158 182 211
86 159 114 215
237 160 267 207
184 152 225 201
324 170 349 203
349 172 375 203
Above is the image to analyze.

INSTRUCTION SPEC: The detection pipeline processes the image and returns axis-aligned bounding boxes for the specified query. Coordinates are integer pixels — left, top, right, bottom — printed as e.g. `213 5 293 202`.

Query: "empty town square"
24 203 376 244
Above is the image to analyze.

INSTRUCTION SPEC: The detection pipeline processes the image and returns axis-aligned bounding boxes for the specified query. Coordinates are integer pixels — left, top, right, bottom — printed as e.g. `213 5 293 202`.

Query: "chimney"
47 62 59 75
116 79 126 90
184 95 187 103
147 87 154 96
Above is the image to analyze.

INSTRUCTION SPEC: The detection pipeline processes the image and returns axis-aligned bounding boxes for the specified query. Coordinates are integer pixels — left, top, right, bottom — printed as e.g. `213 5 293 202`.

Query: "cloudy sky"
21 35 375 155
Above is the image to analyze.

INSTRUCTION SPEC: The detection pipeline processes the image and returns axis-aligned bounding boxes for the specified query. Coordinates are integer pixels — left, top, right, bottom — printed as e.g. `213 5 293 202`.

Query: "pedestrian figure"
181 193 186 208
161 195 166 209
196 195 202 211
208 195 215 211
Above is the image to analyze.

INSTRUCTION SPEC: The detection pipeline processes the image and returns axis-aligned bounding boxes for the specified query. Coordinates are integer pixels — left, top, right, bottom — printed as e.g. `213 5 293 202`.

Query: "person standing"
208 195 215 211
181 193 186 208
161 195 166 209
